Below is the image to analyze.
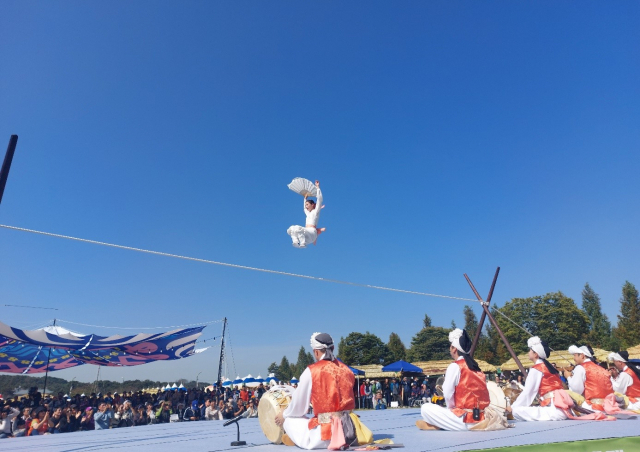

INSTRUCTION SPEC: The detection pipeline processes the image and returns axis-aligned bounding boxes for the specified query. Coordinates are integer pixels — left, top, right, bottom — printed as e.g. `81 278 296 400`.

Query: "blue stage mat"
2 408 638 452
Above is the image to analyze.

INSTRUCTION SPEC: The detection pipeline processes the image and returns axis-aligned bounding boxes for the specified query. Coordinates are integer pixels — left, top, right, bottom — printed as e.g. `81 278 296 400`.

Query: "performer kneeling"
608 351 640 411
508 337 568 421
418 329 508 431
565 345 613 412
287 180 325 249
275 332 360 449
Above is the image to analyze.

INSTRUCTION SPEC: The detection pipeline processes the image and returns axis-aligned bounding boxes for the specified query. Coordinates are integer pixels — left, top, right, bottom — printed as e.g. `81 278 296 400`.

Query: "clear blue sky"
1 2 638 383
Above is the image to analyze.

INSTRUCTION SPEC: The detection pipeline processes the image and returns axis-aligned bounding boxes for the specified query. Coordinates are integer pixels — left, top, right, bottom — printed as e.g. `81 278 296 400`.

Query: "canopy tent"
349 366 365 376
265 373 278 383
499 348 612 372
290 377 299 384
382 360 423 373
0 321 206 374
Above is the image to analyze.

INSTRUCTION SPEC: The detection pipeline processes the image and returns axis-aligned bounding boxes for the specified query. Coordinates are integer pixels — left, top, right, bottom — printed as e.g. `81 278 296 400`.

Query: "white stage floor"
3 408 639 452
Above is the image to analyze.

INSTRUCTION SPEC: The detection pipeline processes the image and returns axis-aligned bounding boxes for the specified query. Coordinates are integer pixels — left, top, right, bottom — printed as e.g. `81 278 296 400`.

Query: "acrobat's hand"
315 180 320 187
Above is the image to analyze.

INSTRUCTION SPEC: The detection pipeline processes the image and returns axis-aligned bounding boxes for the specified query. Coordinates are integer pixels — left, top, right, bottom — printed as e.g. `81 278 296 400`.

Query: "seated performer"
565 345 613 411
608 351 640 411
418 329 506 431
287 180 325 248
508 337 567 421
275 332 356 449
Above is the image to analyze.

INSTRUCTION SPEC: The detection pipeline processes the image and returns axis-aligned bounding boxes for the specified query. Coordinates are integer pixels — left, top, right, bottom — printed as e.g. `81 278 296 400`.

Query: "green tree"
423 314 432 328
491 292 590 355
614 281 640 348
581 283 615 349
337 332 391 366
475 321 509 366
463 305 479 336
267 362 279 379
278 356 293 381
406 326 451 361
294 346 315 377
387 332 406 362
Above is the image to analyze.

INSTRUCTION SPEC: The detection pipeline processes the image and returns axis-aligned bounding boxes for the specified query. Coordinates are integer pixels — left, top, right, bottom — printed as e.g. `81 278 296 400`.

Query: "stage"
3 408 639 452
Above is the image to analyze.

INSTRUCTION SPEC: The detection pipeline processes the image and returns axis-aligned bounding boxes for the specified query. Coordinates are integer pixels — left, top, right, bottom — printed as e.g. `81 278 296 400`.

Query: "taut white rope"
0 224 478 302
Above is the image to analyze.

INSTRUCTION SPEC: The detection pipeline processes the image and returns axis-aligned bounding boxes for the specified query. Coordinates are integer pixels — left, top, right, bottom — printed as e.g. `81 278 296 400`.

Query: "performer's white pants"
628 399 640 411
512 405 567 422
283 418 329 450
287 226 317 248
420 404 469 431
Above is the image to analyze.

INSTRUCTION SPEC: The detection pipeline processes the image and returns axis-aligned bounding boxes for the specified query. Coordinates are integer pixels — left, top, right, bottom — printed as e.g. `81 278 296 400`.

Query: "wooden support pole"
464 271 527 376
0 135 18 205
469 267 500 356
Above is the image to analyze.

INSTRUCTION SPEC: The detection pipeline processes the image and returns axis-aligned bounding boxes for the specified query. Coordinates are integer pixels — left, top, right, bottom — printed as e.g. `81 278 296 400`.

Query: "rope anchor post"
465 268 528 377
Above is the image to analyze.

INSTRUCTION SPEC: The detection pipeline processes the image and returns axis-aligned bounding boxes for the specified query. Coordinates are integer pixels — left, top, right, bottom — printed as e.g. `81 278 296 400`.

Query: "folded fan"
287 177 317 197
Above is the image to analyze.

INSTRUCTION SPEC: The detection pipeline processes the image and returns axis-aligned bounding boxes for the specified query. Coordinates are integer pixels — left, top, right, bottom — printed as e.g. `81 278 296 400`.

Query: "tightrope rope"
0 224 479 302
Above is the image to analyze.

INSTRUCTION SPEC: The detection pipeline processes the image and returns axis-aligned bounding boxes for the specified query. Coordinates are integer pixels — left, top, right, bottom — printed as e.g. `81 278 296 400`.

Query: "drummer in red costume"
565 345 613 412
608 351 640 411
275 332 356 449
418 328 505 431
508 337 568 421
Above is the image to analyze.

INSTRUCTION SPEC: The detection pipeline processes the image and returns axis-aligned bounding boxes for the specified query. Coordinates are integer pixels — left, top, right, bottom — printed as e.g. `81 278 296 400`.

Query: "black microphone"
223 415 244 426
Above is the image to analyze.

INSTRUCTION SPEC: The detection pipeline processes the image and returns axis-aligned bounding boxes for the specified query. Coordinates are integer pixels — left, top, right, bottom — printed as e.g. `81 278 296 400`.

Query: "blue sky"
1 2 638 383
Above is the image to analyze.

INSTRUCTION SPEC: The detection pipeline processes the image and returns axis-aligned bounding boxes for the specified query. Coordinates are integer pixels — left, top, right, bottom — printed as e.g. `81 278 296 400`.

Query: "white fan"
287 177 317 197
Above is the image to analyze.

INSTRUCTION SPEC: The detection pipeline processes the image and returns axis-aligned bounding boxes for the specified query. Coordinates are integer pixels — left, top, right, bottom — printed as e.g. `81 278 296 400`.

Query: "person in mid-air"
287 180 325 248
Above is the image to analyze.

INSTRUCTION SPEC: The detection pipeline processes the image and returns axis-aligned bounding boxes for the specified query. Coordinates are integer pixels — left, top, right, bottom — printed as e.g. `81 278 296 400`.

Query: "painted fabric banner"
0 325 205 374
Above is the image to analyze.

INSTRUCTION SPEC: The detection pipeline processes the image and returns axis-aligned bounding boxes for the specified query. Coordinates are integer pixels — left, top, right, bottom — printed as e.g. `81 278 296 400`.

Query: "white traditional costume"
282 333 356 450
511 337 568 422
567 345 614 412
287 186 323 248
608 352 640 411
420 329 506 431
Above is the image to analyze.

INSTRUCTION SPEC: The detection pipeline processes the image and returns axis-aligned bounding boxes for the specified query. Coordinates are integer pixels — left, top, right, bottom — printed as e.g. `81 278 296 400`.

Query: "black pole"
0 135 18 205
42 319 56 397
470 267 500 357
217 317 227 386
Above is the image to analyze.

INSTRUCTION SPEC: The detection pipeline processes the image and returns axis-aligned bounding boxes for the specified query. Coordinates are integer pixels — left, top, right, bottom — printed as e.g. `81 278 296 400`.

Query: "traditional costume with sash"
282 333 358 450
511 337 568 421
567 345 613 412
419 329 506 431
609 351 640 411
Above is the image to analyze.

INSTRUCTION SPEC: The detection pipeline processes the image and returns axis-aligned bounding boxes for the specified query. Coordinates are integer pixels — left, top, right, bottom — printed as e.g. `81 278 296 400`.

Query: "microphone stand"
223 415 246 446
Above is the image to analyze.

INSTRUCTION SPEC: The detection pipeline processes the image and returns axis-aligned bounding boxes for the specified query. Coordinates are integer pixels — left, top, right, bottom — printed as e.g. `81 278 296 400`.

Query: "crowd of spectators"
0 384 267 439
356 376 432 409
0 376 441 439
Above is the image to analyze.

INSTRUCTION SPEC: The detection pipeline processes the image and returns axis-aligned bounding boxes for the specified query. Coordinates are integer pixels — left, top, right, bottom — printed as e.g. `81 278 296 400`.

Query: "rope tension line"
0 223 477 302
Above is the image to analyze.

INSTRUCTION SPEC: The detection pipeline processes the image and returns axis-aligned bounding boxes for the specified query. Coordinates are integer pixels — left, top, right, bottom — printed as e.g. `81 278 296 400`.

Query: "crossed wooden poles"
465 267 528 376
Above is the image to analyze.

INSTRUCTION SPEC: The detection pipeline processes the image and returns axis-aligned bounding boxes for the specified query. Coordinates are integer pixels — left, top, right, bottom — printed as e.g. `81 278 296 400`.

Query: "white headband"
449 329 465 353
527 336 547 359
568 345 592 358
310 332 332 350
608 352 626 363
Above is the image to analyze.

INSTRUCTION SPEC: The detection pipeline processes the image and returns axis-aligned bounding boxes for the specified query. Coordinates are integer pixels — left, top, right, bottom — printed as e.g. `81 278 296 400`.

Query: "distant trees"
406 324 451 362
582 283 616 350
337 332 391 366
614 281 640 348
268 281 640 369
387 333 406 362
491 292 590 355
